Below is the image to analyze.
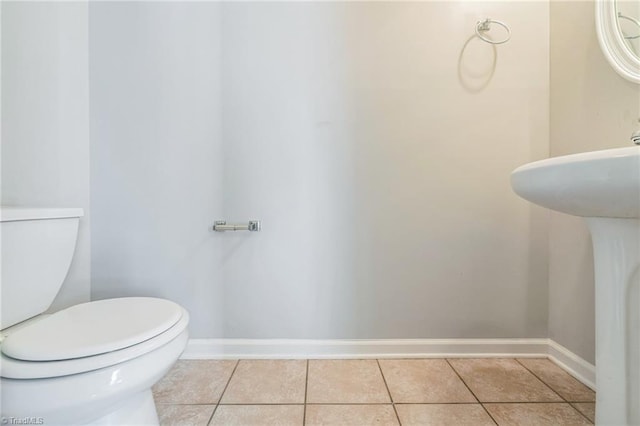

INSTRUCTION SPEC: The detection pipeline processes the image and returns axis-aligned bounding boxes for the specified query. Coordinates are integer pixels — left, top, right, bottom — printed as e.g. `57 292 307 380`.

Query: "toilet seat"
2 297 182 361
0 298 189 380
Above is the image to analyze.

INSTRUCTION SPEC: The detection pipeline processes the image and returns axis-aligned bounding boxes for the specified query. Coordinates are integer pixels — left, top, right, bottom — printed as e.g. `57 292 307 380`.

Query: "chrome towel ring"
475 18 511 45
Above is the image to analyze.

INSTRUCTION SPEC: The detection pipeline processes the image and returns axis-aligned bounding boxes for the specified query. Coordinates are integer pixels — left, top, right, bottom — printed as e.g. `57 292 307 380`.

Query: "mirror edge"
596 0 640 84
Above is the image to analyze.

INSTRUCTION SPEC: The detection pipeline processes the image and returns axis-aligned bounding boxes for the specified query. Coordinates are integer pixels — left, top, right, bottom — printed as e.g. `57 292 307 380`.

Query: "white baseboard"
547 340 596 390
181 337 595 389
182 338 550 360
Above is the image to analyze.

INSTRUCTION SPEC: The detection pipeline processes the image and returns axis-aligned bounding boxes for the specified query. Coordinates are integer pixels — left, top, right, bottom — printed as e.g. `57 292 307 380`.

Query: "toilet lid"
1 297 183 361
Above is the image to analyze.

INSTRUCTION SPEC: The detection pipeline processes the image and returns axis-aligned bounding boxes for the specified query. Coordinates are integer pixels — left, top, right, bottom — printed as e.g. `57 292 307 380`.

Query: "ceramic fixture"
0 207 189 425
511 146 640 425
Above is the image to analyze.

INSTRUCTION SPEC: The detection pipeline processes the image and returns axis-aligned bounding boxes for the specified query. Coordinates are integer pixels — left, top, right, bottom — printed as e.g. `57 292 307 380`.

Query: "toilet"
0 207 189 425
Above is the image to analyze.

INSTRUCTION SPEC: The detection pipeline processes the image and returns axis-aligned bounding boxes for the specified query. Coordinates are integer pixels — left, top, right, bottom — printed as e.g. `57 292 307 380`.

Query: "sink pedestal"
586 217 640 425
511 146 640 425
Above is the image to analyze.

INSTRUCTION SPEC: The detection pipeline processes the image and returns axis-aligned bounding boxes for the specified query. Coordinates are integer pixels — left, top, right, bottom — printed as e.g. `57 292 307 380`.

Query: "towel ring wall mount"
475 18 511 45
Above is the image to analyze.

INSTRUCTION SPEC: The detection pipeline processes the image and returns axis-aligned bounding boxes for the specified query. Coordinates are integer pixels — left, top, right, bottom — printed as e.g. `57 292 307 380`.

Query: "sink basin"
511 146 640 218
511 146 640 425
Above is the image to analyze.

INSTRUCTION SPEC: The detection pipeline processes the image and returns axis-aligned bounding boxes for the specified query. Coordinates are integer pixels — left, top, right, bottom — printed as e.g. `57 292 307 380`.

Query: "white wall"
89 2 226 336
549 0 640 364
90 1 550 340
1 2 91 311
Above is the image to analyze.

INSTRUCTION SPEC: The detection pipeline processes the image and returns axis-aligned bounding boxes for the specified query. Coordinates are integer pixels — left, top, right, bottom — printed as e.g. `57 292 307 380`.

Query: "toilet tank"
0 207 84 330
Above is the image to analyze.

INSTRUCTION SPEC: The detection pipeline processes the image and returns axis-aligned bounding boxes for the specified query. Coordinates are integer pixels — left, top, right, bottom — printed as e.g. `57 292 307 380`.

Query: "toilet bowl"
0 207 189 425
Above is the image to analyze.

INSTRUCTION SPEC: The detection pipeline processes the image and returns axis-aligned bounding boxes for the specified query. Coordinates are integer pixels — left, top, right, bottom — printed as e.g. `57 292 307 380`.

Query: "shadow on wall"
457 18 513 92
458 34 497 92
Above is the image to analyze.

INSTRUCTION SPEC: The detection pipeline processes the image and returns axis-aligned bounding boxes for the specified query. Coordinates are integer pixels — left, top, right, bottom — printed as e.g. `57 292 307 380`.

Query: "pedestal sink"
511 146 640 425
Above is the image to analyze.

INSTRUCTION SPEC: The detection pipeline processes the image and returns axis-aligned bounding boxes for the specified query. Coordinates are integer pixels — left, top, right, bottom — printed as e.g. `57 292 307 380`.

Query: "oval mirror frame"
596 0 640 83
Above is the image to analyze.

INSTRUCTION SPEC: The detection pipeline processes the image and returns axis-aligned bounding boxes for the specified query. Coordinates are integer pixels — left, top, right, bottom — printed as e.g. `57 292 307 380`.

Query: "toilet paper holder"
213 220 261 232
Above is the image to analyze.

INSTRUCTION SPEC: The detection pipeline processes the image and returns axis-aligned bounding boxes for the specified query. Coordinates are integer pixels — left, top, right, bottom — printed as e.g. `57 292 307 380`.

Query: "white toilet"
0 207 189 425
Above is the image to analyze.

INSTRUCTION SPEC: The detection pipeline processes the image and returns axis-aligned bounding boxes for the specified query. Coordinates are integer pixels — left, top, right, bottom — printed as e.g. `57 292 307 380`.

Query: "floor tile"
395 404 495 426
305 404 399 426
379 359 476 403
306 360 391 403
448 359 562 402
209 405 304 426
572 402 595 423
220 360 306 404
153 360 237 404
517 358 595 402
484 403 592 425
156 404 215 426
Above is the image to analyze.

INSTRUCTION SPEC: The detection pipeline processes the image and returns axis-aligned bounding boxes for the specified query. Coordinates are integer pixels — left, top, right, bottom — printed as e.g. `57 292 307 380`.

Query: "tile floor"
152 358 595 426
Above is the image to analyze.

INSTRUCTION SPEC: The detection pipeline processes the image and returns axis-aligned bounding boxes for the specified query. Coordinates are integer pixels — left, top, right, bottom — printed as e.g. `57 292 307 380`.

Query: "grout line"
515 359 594 424
376 359 402 426
212 401 589 406
214 403 305 406
206 359 240 425
569 402 596 425
445 358 498 426
444 358 481 404
479 401 590 405
514 358 569 402
303 359 309 425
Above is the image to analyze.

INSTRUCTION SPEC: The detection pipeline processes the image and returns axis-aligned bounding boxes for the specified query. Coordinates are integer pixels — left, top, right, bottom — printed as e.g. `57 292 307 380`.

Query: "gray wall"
89 3 226 335
90 1 551 339
1 2 91 312
549 0 640 364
